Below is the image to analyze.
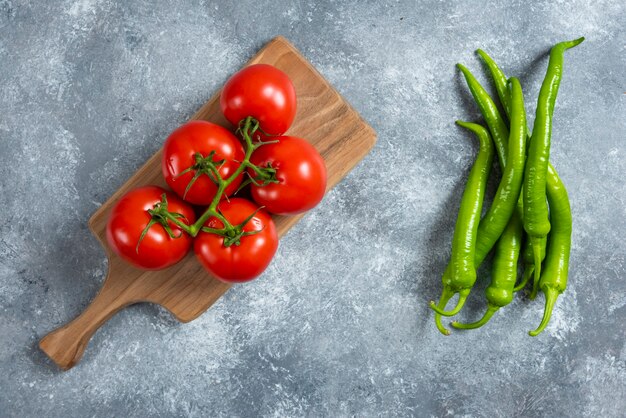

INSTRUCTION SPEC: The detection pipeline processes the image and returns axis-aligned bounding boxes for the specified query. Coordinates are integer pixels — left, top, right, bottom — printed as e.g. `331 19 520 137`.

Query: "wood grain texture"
39 36 376 370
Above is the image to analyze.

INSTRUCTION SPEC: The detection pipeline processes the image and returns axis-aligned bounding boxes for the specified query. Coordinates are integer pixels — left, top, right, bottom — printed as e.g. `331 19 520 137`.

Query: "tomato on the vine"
162 120 245 205
248 136 327 215
106 186 196 270
220 64 296 136
194 198 278 283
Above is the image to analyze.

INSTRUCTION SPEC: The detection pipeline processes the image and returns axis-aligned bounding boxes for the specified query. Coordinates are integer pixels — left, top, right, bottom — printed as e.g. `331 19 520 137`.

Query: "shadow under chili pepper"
517 47 551 101
415 169 475 331
455 69 484 120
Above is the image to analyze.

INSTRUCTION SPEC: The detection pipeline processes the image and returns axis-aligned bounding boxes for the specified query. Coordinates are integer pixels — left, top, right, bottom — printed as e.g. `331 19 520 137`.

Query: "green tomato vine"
138 116 278 250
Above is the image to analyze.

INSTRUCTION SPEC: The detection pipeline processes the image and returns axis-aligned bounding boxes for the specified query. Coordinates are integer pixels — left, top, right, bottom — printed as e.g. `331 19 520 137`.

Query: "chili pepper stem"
513 265 534 292
429 291 468 316
434 314 451 336
451 305 499 330
432 288 454 335
529 287 559 336
529 238 544 299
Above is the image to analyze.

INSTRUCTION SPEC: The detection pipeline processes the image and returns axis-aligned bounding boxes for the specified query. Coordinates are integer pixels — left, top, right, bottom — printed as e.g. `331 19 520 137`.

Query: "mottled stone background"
0 0 624 416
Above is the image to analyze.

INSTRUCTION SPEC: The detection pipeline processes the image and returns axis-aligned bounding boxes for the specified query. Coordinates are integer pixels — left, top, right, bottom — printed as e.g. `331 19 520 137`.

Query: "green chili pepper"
473 76 526 261
523 37 584 287
456 64 510 167
476 48 536 293
459 57 530 295
476 49 512 119
455 66 527 263
476 48 557 294
432 121 494 335
430 75 526 321
529 164 572 336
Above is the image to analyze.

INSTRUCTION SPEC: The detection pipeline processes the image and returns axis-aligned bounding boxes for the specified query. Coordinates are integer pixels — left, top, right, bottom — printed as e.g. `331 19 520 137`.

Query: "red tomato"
220 64 297 136
162 121 245 205
106 186 196 270
194 198 278 283
248 136 327 215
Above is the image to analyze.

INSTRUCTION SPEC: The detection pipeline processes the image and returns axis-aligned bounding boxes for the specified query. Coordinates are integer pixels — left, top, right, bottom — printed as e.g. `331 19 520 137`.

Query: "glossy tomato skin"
194 198 278 283
106 186 196 270
220 64 296 136
249 136 327 215
162 121 245 205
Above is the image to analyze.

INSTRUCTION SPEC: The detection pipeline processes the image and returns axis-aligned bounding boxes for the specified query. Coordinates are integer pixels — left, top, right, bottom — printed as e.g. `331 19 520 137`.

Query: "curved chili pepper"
473 76 526 261
455 66 527 263
476 48 534 295
529 164 572 336
476 49 511 119
432 121 493 335
456 64 510 167
523 37 584 287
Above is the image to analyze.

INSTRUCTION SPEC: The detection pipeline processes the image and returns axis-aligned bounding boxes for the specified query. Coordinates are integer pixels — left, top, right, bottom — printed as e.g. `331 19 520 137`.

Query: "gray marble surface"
1 0 624 416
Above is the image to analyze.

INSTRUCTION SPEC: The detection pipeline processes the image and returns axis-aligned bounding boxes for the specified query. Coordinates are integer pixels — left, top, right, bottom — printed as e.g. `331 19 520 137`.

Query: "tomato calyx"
136 193 190 253
233 116 281 192
235 116 271 143
249 162 279 185
200 206 266 247
236 117 276 141
237 162 279 193
176 151 225 199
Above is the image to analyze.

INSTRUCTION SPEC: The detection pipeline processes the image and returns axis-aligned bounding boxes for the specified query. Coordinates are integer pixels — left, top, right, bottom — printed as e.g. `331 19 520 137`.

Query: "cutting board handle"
39 262 134 370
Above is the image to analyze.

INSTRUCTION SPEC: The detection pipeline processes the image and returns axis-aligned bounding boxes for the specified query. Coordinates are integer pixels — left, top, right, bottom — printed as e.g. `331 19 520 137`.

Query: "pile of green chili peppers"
430 37 584 336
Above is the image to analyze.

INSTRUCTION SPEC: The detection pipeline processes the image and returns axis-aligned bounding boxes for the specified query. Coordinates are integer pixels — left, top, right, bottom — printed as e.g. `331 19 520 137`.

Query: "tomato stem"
188 116 277 238
141 117 278 247
188 118 255 234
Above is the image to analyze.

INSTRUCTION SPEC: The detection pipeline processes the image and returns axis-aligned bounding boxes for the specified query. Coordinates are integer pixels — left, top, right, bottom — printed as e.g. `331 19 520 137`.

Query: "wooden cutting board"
39 36 376 370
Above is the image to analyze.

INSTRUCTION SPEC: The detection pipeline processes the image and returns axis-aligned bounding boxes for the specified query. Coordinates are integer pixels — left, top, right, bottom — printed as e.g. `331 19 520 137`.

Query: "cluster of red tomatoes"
106 64 327 283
